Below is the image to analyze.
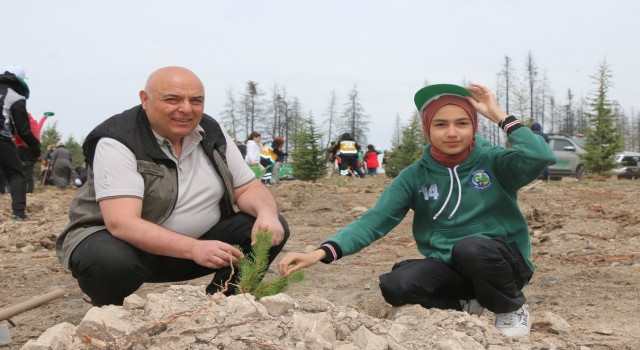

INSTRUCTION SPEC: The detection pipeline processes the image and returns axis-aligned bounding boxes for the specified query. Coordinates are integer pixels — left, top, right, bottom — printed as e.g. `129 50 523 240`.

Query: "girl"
278 83 555 337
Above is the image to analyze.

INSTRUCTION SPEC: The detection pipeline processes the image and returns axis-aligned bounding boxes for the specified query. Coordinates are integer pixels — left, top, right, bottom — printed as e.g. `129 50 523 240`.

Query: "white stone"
299 295 334 312
122 293 146 310
387 323 409 343
388 340 409 350
75 306 144 343
20 322 79 350
335 345 360 350
351 325 388 350
291 311 336 343
533 311 571 335
20 244 35 253
260 293 296 316
225 294 268 319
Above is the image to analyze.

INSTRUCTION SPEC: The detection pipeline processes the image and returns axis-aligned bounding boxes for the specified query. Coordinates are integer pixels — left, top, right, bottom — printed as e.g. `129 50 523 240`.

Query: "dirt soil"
1 175 639 349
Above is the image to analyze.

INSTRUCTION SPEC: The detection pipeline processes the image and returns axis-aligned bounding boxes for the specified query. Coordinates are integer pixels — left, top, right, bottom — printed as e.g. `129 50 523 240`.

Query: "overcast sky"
3 0 638 150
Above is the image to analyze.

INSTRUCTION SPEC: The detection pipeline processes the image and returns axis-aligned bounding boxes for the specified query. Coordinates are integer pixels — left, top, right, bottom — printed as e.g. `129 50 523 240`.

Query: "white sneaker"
495 306 531 337
459 299 484 316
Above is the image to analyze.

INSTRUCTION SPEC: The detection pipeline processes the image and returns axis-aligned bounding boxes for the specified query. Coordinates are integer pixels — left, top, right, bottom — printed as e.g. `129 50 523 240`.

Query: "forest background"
38 55 632 181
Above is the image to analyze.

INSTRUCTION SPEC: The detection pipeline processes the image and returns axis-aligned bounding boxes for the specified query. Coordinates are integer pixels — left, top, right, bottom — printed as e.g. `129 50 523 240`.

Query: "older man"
56 66 289 306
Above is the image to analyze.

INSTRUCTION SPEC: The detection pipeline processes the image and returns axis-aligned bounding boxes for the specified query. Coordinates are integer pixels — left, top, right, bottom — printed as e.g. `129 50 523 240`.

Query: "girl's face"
254 135 261 142
429 104 474 155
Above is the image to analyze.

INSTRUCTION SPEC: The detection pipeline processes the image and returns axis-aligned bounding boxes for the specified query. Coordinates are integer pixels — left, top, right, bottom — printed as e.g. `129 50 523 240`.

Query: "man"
333 133 364 178
0 65 41 220
56 66 289 306
326 141 337 178
51 141 73 189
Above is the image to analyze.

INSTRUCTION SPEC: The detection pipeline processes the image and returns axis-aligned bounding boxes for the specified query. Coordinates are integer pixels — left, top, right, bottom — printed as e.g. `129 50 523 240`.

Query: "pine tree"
581 59 622 175
385 111 428 178
291 117 326 181
339 85 369 143
64 135 84 168
235 230 304 300
40 121 62 151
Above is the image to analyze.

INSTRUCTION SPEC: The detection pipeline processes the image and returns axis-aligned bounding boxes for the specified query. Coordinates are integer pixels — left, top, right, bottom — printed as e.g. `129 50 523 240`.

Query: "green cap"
414 84 472 112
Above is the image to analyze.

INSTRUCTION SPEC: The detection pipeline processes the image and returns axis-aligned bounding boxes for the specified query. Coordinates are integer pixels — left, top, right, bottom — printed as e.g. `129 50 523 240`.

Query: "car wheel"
576 166 588 179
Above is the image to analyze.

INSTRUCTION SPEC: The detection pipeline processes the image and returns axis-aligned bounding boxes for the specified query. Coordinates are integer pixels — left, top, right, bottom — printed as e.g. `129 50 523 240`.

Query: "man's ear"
139 90 148 109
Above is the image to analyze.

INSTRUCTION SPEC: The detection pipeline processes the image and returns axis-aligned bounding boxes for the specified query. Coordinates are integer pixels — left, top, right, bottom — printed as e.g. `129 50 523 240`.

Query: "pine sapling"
235 229 305 300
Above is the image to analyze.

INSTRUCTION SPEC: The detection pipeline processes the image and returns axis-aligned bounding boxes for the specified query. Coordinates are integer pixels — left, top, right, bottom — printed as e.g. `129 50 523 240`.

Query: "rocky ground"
1 175 639 349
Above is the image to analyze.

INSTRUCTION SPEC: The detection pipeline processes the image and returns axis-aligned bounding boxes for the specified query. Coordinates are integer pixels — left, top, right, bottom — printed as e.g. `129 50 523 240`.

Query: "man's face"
429 104 474 155
139 68 205 144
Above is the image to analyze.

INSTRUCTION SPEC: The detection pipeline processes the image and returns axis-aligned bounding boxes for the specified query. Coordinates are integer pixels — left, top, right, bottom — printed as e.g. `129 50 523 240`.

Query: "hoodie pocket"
429 217 508 259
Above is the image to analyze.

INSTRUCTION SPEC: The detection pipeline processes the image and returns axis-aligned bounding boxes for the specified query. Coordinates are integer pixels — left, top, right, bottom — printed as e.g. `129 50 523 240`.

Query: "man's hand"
253 213 285 246
465 83 508 123
189 240 244 269
234 178 285 246
278 250 325 276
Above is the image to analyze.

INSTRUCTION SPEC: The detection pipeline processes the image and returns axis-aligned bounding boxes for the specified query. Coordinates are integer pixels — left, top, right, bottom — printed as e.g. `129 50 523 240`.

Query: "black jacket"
0 72 40 157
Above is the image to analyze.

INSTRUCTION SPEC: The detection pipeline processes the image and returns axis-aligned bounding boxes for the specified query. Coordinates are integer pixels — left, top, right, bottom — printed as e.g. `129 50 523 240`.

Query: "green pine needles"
291 117 326 181
235 230 305 300
385 111 428 178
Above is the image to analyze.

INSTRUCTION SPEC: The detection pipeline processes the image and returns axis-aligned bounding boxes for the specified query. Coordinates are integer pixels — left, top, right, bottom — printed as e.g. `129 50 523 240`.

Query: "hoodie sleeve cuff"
319 241 343 264
498 115 523 135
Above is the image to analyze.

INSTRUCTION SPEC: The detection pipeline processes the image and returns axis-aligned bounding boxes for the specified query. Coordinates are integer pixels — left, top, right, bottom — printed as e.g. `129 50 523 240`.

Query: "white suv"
614 152 640 179
548 134 587 179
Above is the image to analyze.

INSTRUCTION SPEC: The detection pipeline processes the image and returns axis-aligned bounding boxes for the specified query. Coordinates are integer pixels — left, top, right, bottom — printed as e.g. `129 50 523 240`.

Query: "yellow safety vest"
260 142 277 161
338 140 357 155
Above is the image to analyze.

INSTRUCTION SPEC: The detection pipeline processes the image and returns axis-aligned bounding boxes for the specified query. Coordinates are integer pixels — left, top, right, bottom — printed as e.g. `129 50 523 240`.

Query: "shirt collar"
151 125 205 147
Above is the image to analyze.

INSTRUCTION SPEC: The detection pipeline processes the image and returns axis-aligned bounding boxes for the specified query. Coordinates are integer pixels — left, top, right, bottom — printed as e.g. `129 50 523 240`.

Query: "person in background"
357 146 366 176
0 65 41 220
51 141 73 189
14 112 49 193
244 131 262 166
279 83 556 338
382 150 389 169
333 133 364 178
530 122 550 181
271 137 288 185
259 137 286 185
365 144 381 176
56 66 289 306
326 141 337 178
41 144 56 186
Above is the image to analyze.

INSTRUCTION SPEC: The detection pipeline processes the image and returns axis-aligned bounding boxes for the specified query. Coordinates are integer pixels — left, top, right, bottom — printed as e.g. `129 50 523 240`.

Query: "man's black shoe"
12 212 30 221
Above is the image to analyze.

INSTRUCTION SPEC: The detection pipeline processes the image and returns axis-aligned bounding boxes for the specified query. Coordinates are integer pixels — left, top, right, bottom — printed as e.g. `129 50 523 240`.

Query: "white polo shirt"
93 125 255 238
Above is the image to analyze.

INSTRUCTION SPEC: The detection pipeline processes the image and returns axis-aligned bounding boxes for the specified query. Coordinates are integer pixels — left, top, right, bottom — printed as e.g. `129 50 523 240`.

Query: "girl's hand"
278 250 326 276
465 83 508 123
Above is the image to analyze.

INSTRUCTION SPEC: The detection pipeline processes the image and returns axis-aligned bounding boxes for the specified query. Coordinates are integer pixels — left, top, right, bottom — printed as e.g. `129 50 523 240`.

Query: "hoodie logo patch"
469 169 492 190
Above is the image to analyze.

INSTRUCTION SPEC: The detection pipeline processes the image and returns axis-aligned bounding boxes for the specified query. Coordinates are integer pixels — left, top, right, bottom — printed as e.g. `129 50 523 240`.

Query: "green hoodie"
323 127 556 271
